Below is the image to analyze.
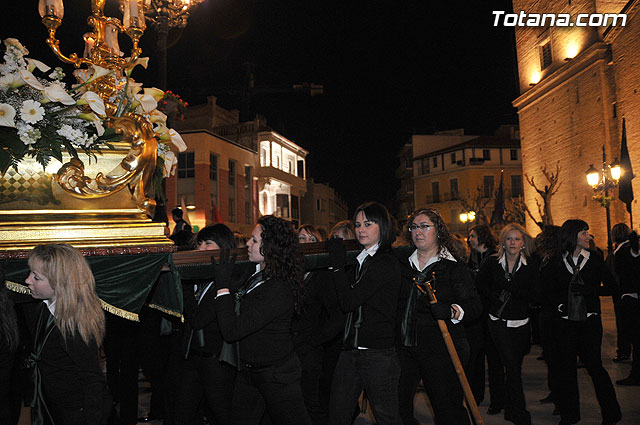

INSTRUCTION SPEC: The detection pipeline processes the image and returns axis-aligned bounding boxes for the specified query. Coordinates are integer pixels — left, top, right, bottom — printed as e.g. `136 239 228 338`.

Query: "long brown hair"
28 244 105 345
406 208 467 262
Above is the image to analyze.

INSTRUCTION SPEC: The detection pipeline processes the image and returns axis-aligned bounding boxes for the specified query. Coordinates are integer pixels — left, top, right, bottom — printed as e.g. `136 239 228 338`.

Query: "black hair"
611 223 631 245
258 215 305 313
0 265 19 352
196 224 236 249
561 219 589 254
171 208 183 219
469 224 497 251
353 201 396 252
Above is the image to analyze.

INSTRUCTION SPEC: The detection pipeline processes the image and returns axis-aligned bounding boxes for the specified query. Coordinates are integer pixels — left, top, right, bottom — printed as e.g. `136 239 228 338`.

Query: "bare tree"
524 162 562 230
459 186 492 225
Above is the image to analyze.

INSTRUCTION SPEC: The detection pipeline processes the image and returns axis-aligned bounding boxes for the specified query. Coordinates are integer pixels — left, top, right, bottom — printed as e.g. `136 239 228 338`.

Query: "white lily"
143 87 165 101
169 129 186 152
134 93 158 114
125 57 149 76
19 69 44 91
73 69 90 84
26 58 51 73
0 73 23 90
161 150 177 178
44 82 76 105
4 38 28 55
126 80 144 97
78 112 105 136
0 103 16 127
79 91 106 116
148 109 167 125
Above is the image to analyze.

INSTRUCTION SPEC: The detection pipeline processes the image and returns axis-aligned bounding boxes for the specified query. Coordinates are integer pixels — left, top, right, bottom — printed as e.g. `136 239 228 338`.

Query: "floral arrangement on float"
0 37 186 187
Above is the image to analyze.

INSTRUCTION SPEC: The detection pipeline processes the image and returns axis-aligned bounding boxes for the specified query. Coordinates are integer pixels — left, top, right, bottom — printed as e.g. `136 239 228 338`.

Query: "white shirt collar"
44 299 56 315
498 253 527 272
357 243 379 265
408 247 456 272
563 249 590 273
614 240 628 255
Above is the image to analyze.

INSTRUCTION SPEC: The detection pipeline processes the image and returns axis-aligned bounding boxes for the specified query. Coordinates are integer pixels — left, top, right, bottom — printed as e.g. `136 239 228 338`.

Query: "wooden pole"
417 272 485 425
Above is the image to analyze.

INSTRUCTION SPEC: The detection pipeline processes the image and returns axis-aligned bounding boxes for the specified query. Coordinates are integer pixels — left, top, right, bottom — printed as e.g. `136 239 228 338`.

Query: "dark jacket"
333 249 402 349
611 243 640 295
215 276 295 365
400 256 482 348
23 302 106 425
476 254 538 321
182 281 225 357
539 251 618 316
291 270 346 351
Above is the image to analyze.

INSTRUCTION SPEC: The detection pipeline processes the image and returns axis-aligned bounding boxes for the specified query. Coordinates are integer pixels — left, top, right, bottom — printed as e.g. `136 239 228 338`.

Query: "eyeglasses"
408 224 434 232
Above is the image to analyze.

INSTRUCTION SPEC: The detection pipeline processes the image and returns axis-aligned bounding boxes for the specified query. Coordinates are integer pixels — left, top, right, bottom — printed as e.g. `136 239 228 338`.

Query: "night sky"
4 0 519 214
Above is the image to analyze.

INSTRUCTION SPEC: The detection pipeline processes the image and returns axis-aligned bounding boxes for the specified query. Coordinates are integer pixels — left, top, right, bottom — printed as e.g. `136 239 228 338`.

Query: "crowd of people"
0 201 638 425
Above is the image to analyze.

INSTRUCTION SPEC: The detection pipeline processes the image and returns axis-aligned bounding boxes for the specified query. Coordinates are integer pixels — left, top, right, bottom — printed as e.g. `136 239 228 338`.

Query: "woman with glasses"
327 201 402 425
476 223 536 425
539 220 621 425
398 208 481 425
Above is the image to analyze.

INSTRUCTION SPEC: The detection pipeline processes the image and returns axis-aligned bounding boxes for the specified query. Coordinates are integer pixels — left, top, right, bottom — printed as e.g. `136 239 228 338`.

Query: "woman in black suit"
398 207 482 425
24 243 107 425
327 201 402 425
539 219 621 425
476 223 536 425
214 215 312 425
174 224 238 425
0 266 20 425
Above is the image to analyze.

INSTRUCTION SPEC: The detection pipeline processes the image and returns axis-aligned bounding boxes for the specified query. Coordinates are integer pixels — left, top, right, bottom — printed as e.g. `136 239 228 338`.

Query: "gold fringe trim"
100 299 139 322
5 280 30 294
148 303 184 322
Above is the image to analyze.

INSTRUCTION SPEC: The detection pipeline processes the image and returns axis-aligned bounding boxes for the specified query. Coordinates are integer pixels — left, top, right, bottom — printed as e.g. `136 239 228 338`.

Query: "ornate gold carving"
54 114 157 214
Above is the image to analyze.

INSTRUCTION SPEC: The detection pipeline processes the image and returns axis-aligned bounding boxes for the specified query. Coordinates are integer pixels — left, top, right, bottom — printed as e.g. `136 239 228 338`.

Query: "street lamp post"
586 145 621 254
459 210 476 233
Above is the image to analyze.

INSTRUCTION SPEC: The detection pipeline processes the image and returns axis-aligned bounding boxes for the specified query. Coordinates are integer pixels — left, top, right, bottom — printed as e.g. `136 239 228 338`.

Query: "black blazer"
292 270 346 351
182 281 226 357
476 255 538 321
612 244 640 294
23 302 106 425
215 277 295 365
333 249 402 349
399 256 481 347
539 251 617 315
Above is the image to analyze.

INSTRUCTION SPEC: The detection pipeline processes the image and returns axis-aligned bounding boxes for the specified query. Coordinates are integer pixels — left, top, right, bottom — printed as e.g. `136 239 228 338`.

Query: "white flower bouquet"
0 38 119 174
0 38 186 196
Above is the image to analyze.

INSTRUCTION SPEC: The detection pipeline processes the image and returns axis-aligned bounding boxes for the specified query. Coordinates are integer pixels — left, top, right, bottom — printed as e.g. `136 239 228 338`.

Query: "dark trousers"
398 341 470 425
620 297 640 379
174 355 235 425
465 319 505 409
330 348 401 425
104 313 140 425
554 315 621 424
231 354 311 425
613 296 631 358
297 345 327 425
538 311 560 403
487 320 531 425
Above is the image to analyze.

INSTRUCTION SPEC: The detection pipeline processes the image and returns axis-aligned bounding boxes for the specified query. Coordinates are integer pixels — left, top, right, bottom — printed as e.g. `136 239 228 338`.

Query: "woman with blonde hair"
24 243 106 425
476 223 537 425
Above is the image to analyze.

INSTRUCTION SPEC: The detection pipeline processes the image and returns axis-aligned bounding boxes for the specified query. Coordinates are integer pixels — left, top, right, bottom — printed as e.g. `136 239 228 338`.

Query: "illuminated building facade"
512 0 639 242
405 127 522 233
